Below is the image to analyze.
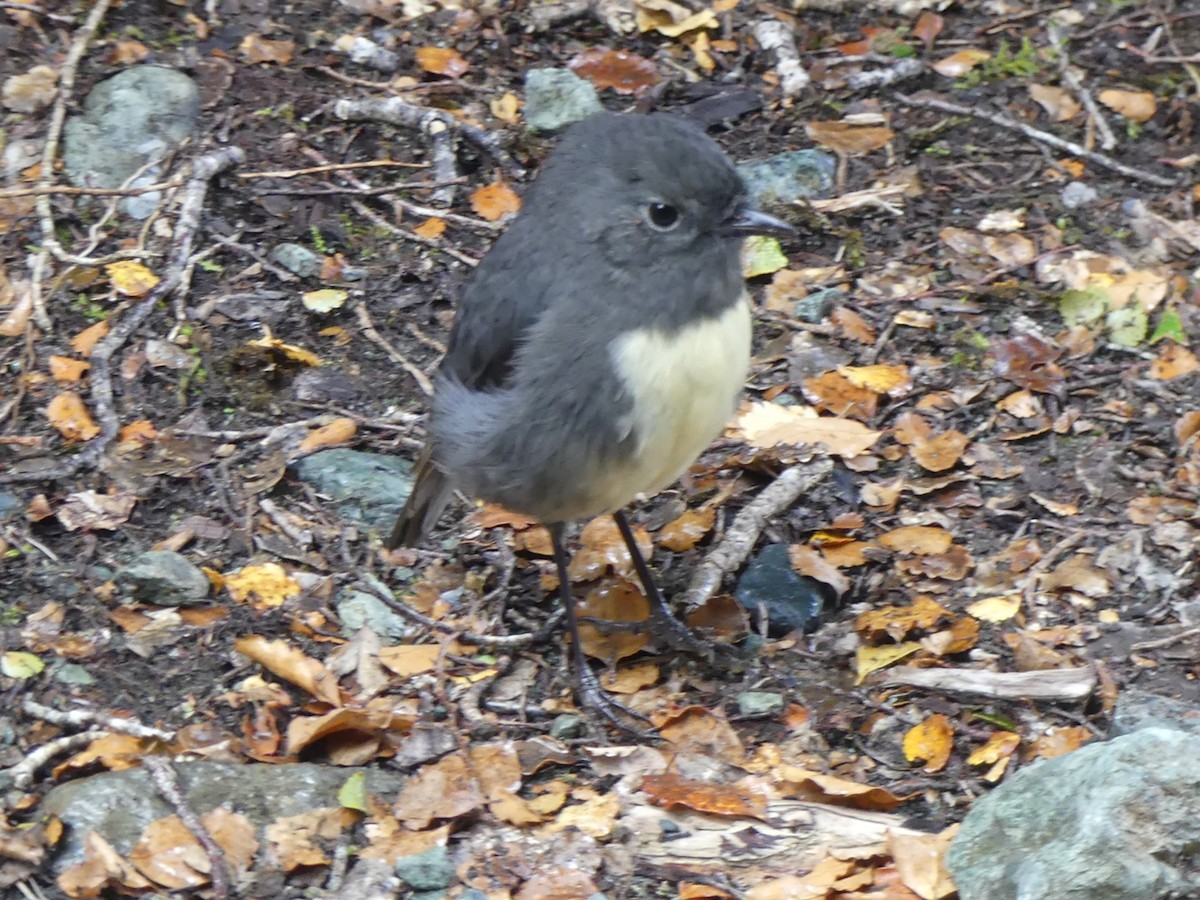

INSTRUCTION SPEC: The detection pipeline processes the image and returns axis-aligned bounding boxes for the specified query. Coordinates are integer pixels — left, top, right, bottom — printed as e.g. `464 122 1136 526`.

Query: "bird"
386 111 793 730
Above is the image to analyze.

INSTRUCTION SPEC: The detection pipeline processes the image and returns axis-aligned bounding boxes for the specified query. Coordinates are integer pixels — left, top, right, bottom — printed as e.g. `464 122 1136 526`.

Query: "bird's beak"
720 206 796 238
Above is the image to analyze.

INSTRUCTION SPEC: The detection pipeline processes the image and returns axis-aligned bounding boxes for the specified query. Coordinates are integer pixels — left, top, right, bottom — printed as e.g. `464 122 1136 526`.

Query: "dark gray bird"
387 111 792 729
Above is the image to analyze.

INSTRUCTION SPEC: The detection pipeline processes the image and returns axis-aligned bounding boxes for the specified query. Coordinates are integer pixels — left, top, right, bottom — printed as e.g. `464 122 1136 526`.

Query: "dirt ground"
1 0 1199 896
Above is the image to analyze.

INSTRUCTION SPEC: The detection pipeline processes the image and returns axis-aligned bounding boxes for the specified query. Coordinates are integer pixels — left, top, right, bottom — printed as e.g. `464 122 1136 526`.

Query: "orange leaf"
415 46 469 78
469 181 521 222
903 713 954 773
46 391 100 441
70 320 110 355
48 355 90 383
412 217 446 239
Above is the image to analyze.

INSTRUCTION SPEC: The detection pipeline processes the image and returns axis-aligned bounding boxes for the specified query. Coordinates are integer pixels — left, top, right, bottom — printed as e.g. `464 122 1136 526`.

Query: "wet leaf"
741 235 788 278
469 180 521 222
415 46 470 78
568 47 660 95
903 713 954 773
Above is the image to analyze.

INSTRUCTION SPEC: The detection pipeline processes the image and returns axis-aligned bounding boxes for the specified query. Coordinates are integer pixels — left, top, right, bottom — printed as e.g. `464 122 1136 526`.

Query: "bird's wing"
438 218 557 390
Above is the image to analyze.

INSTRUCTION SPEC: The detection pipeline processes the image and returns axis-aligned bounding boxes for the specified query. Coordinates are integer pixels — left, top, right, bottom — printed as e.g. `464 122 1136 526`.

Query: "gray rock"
335 586 412 641
115 551 210 606
290 448 413 532
40 761 406 873
524 69 603 133
948 728 1200 900
1061 180 1099 209
794 287 844 323
734 544 829 636
737 150 837 212
1111 689 1200 737
270 242 323 278
0 490 21 521
51 663 96 686
293 368 362 403
549 714 584 740
736 691 785 718
395 845 454 891
63 66 199 219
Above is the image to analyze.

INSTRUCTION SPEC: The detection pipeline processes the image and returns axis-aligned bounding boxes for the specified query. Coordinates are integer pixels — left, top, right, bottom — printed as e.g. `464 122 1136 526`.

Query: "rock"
63 66 199 219
734 544 829 636
292 369 362 403
794 287 844 323
395 845 454 891
524 69 603 133
290 448 413 533
948 728 1200 900
0 490 21 522
736 691 785 718
1111 689 1200 737
270 242 323 278
115 551 210 606
335 585 412 641
549 714 584 740
1061 180 1099 209
51 663 96 687
40 761 406 874
333 34 399 73
737 150 837 213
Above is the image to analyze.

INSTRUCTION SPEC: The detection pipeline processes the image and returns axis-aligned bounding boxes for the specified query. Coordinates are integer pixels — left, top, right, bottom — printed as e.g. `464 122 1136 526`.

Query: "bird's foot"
574 661 657 740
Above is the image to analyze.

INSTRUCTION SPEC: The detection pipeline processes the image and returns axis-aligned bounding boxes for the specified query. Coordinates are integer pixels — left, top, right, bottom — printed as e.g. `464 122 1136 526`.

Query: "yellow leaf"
105 260 160 298
2 651 45 679
903 713 954 773
1098 88 1156 123
489 92 520 123
930 48 991 77
301 288 348 313
854 642 921 683
966 594 1022 623
225 563 301 608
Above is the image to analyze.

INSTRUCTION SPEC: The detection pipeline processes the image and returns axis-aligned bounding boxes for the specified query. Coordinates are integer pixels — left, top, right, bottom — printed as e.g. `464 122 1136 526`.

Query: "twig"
680 459 834 611
751 19 810 97
349 197 479 267
355 303 435 396
1131 625 1200 652
33 0 151 267
0 178 187 200
1119 43 1200 65
895 93 1178 187
3 729 107 790
0 147 244 485
142 757 233 900
357 577 561 648
22 699 176 741
237 160 426 179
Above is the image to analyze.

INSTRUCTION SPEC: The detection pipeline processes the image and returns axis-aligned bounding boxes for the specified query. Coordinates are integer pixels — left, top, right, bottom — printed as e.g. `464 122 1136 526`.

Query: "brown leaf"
878 525 953 556
576 578 649 663
298 417 357 453
239 34 295 65
412 217 446 239
1028 83 1081 121
642 773 767 818
805 121 894 156
1098 88 1156 122
233 635 341 705
657 506 715 551
567 47 661 95
930 48 990 77
393 752 484 828
46 391 100 441
70 319 110 355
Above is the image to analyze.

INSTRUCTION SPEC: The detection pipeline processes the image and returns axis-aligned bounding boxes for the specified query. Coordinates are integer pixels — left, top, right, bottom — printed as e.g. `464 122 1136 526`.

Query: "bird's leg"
551 524 654 737
612 509 724 660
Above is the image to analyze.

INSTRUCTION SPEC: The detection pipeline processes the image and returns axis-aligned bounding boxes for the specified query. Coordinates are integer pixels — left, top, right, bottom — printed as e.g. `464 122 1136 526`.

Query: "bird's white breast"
602 296 751 511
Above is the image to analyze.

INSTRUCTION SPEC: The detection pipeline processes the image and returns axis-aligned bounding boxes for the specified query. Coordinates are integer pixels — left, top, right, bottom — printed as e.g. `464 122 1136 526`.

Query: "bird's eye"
646 202 680 231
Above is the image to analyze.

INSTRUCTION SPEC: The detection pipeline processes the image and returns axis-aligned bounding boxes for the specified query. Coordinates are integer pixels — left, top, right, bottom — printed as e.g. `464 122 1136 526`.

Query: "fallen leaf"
298 417 357 453
930 48 991 77
568 47 660 94
489 92 520 123
48 356 90 383
240 34 295 64
415 46 470 78
1098 88 1156 122
903 714 954 773
1028 83 1080 121
469 180 521 222
46 391 100 441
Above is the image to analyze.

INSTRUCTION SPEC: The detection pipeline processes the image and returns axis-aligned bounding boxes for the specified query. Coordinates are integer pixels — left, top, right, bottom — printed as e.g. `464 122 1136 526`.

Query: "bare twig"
3 730 107 790
355 303 435 396
1131 625 1200 652
357 577 561 648
680 459 834 611
142 757 233 900
0 147 244 485
23 699 176 741
895 93 1178 188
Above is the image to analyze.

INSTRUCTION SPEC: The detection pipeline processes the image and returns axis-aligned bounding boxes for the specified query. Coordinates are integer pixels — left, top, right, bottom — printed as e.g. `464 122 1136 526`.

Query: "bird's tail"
385 446 453 549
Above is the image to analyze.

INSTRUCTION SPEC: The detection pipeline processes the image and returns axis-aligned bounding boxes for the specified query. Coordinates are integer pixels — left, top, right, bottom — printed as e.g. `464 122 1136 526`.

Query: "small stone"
116 551 210 606
524 69 603 134
335 588 411 642
549 714 584 740
794 287 844 323
395 846 454 891
1061 180 1099 209
270 243 323 278
52 663 96 687
290 449 413 532
737 691 785 718
737 150 837 212
734 544 830 636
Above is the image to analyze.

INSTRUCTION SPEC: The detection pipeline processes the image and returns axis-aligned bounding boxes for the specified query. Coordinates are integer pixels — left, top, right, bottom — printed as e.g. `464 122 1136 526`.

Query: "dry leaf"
805 121 894 156
1098 88 1156 122
239 34 295 65
298 417 357 453
46 392 100 441
903 714 954 773
415 46 470 78
413 217 447 239
48 356 90 383
469 181 521 222
930 48 991 77
490 92 520 123
567 47 661 95
1028 83 1081 121
2 64 58 112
